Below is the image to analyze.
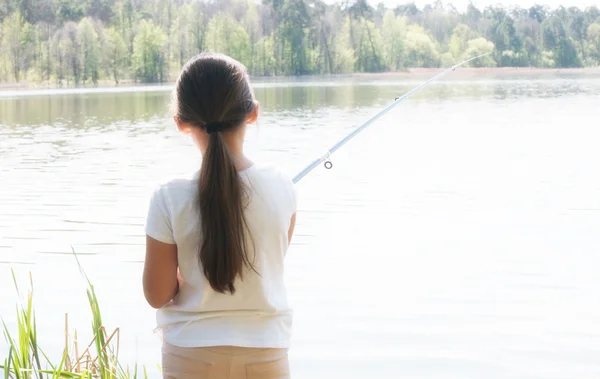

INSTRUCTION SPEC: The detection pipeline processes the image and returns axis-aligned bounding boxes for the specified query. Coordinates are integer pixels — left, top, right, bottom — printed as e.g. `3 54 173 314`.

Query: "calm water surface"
1 72 600 379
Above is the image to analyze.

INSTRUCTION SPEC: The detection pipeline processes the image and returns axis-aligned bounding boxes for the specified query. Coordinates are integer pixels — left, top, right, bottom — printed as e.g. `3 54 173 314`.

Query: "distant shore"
2 67 599 92
349 66 600 77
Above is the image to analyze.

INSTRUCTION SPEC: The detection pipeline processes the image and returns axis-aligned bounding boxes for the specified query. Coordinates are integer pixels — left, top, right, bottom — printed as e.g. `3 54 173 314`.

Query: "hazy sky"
323 0 599 12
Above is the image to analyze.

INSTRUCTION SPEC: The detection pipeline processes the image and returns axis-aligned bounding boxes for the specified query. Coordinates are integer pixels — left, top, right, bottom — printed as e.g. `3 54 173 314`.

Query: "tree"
54 21 83 85
55 0 85 23
106 27 127 83
528 4 549 23
279 0 313 75
567 7 588 58
332 17 356 73
1 11 31 82
346 0 383 72
190 0 207 55
463 37 496 66
584 6 600 25
243 2 261 73
381 10 406 70
484 6 522 66
449 23 478 59
421 1 459 46
404 24 440 68
588 23 600 64
172 3 196 68
132 19 167 82
310 0 338 75
395 3 420 18
541 15 582 67
64 21 82 84
1 0 600 85
351 16 385 71
205 13 251 70
87 0 115 23
77 17 100 85
29 23 50 82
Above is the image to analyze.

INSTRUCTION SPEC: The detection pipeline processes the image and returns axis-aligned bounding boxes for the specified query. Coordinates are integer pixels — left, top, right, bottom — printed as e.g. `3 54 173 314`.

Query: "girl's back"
142 52 298 378
146 163 296 347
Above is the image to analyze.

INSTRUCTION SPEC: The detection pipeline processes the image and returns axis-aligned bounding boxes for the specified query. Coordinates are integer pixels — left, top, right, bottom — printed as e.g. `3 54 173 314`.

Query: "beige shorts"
161 341 290 379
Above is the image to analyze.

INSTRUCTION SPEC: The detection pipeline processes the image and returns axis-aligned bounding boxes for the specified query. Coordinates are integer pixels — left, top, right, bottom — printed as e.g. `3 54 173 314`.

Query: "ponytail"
197 130 251 294
173 52 258 294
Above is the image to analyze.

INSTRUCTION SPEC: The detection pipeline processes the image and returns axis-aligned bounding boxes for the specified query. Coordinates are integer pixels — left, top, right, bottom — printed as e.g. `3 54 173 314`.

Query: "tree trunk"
320 28 333 74
362 17 379 71
47 24 51 82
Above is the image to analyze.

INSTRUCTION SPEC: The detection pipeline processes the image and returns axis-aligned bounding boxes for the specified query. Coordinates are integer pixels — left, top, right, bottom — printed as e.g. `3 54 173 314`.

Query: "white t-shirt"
145 163 297 348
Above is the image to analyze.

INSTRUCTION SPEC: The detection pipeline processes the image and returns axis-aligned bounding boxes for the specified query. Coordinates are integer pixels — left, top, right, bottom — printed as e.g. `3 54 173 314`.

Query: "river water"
1 71 600 378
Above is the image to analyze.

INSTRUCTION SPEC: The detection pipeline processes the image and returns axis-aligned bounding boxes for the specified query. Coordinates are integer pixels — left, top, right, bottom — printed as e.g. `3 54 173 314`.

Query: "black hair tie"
205 122 225 134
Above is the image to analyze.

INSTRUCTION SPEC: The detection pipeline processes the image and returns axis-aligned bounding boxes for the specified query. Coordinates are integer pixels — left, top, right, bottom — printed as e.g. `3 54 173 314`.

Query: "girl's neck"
231 152 253 172
222 128 252 172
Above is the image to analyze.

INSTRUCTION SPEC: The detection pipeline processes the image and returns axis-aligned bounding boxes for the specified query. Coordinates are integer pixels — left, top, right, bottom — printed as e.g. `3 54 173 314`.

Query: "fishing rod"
292 52 491 184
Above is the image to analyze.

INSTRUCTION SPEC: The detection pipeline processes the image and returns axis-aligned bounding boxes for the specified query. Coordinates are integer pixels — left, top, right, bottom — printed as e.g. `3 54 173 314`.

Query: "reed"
1 251 149 379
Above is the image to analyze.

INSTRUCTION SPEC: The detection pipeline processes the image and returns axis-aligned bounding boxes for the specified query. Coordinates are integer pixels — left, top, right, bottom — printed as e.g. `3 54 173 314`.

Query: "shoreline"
1 67 599 92
346 66 600 76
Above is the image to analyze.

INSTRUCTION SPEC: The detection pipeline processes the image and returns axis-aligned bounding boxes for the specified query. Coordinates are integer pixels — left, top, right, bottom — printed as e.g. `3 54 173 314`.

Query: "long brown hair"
173 52 256 294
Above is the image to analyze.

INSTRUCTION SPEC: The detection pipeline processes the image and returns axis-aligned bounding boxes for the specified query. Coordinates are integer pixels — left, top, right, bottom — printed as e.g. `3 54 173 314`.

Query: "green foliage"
485 6 522 64
106 27 128 84
132 19 167 83
0 1 599 85
1 255 148 379
171 4 197 69
449 24 478 60
463 38 497 67
205 13 251 70
254 34 277 76
351 17 385 72
56 0 85 24
404 24 441 68
589 23 600 64
440 51 455 67
540 50 556 67
541 15 582 67
331 18 355 73
381 11 406 71
1 11 31 81
78 18 100 85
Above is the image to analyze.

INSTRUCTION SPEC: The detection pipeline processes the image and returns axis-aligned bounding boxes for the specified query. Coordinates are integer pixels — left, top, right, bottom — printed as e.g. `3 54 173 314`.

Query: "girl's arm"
143 235 179 309
288 213 297 244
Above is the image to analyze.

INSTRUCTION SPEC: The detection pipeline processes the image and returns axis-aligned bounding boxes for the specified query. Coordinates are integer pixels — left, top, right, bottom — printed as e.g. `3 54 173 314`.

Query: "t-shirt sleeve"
145 185 176 244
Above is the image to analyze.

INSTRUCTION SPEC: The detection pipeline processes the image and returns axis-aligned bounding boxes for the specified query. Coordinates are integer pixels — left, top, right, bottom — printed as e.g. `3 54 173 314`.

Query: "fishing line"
292 52 491 184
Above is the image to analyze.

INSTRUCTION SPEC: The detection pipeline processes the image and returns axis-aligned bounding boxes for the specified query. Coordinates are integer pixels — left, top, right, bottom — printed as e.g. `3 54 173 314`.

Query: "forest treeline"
1 0 600 86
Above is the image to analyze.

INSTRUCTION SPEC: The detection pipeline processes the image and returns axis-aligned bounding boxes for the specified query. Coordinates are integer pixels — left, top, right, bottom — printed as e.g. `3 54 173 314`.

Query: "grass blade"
3 264 151 379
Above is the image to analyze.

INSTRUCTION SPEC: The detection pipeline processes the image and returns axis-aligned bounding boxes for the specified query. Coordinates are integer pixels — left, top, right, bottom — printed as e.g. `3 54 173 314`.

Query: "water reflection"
2 75 599 129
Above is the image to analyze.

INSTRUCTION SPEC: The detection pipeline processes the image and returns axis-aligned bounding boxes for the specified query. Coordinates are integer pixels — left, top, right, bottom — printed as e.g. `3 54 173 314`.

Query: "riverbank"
2 67 600 92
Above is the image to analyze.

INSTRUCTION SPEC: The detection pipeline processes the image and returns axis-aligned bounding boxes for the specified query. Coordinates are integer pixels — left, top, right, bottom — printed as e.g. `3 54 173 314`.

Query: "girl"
143 53 297 379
